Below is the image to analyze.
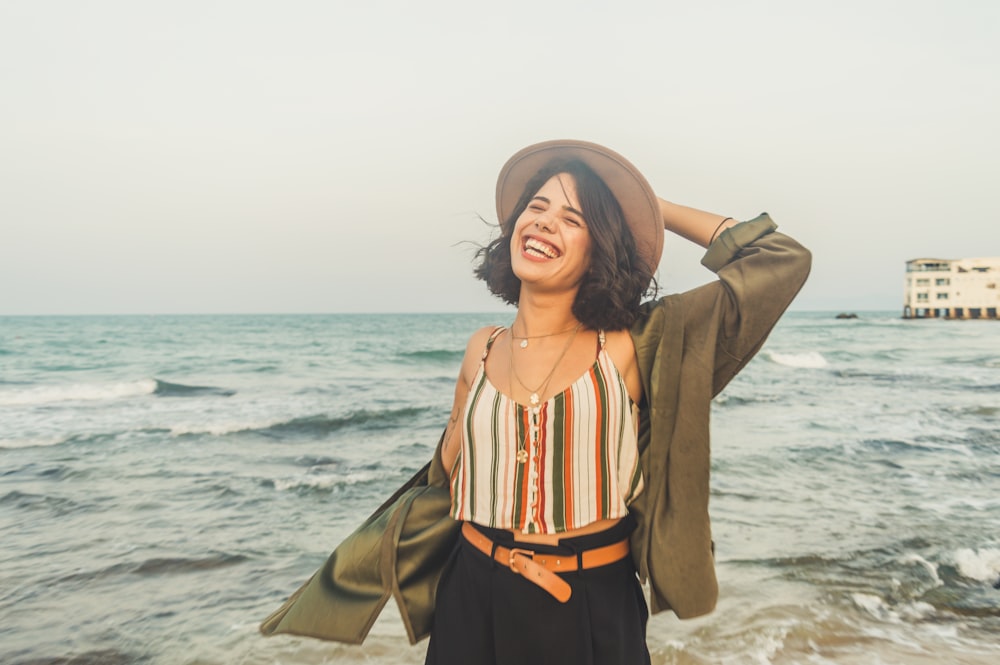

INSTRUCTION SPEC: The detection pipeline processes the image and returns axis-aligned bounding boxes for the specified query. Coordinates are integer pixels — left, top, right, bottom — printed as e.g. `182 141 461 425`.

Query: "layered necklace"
508 322 582 408
508 323 582 466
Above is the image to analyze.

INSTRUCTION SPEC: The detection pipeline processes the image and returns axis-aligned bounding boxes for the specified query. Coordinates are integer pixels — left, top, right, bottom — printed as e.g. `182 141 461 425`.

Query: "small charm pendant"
519 339 528 349
529 392 539 406
516 449 529 464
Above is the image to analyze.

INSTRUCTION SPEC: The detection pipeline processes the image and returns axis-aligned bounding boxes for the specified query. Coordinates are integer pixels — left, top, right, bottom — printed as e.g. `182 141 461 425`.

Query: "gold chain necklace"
508 323 582 408
509 322 581 349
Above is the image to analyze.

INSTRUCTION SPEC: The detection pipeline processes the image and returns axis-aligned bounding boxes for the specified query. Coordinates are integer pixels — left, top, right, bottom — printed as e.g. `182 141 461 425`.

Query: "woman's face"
510 173 592 292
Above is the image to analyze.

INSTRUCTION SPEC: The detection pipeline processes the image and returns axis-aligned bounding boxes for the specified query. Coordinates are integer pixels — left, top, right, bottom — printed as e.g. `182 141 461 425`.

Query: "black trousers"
424 518 650 665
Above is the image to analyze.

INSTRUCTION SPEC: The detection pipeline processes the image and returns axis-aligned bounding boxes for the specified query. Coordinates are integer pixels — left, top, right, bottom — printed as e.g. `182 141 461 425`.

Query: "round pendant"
519 339 528 349
516 449 529 464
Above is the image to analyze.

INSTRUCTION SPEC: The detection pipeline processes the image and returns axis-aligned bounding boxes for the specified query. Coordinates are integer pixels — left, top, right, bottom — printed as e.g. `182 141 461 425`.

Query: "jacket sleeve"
686 213 812 394
259 434 460 645
627 214 810 620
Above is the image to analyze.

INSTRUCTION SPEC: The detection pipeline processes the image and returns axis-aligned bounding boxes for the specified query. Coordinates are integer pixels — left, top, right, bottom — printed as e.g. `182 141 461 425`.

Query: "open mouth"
523 237 561 259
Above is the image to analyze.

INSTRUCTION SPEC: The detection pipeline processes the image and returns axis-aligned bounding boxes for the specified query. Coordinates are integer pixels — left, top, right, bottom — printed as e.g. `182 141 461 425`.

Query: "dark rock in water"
836 313 859 319
993 576 1000 590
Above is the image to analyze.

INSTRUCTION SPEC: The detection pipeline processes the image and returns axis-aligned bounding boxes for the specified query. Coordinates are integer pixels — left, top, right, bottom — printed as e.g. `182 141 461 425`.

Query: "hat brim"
495 139 663 275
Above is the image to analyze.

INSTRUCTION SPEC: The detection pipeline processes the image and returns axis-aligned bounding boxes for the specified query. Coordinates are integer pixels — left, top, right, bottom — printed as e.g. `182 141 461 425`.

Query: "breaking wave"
0 378 233 406
765 350 829 369
171 407 430 439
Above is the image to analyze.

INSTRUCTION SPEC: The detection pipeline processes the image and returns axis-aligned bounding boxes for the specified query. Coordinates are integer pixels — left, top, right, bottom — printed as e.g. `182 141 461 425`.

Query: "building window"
916 293 929 301
936 293 949 300
935 278 950 286
916 278 930 286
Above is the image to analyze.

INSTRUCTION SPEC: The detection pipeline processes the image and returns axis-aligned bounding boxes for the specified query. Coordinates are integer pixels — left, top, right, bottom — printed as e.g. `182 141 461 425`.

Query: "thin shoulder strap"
481 326 506 361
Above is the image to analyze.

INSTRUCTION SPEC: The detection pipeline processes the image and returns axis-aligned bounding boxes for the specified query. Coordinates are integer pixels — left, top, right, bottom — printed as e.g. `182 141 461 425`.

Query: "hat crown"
496 140 663 277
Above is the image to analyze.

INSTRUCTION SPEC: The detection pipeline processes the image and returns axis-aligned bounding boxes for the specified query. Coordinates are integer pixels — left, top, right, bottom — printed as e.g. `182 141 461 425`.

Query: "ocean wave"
963 383 1000 394
762 539 1000 622
0 379 158 406
765 351 829 369
57 553 249 585
944 354 1000 369
292 454 344 467
832 368 926 383
170 407 431 439
131 554 249 575
947 405 1000 418
900 553 944 587
1 490 83 516
397 349 464 363
0 378 233 406
249 407 430 437
266 470 383 493
0 436 67 450
152 379 235 398
851 592 937 623
713 393 781 407
859 437 973 456
953 548 1000 586
169 420 283 436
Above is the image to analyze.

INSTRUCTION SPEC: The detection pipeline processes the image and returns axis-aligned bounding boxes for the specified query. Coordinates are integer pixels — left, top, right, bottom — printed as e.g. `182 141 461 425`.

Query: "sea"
1 312 998 665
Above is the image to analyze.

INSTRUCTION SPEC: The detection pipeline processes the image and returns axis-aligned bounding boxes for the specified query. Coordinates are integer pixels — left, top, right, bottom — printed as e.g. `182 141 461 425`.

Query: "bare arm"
439 376 468 474
658 198 737 248
440 327 493 473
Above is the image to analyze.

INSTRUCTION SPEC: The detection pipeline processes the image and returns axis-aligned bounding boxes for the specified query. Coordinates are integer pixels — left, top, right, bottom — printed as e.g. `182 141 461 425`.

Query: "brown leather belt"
460 522 630 603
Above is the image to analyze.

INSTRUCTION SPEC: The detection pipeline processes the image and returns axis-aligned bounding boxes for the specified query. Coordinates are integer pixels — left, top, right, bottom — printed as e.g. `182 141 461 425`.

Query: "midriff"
505 517 623 545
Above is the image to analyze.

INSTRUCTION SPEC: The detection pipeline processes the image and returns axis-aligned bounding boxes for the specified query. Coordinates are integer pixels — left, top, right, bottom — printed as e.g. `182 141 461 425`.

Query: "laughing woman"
261 140 811 664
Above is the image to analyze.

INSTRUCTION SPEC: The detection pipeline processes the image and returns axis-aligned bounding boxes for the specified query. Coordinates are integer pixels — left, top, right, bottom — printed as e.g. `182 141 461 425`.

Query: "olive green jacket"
260 215 811 645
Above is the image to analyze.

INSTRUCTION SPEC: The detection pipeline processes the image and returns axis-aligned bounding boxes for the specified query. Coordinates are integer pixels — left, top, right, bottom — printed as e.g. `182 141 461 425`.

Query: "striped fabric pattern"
450 329 644 534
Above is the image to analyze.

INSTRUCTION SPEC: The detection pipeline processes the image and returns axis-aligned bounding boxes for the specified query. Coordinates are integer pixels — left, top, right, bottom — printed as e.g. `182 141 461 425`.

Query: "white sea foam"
0 379 157 406
852 593 891 620
900 553 943 587
899 601 937 621
0 436 66 449
746 626 788 665
851 593 936 623
169 420 278 436
953 548 1000 583
766 351 829 369
271 471 379 492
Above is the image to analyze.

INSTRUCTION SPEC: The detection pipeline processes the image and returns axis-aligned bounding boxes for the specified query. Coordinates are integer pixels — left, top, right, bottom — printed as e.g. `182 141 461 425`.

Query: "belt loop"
489 540 500 570
563 537 585 577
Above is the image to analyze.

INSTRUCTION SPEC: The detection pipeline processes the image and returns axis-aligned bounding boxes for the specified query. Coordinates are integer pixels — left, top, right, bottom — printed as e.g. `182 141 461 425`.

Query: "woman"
260 140 811 664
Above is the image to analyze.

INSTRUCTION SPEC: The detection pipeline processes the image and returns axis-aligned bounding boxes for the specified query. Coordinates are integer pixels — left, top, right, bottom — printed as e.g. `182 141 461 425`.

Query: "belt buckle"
508 547 534 573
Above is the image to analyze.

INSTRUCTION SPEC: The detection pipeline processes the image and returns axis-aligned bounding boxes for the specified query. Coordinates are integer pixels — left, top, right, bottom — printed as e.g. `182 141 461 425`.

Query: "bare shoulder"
465 325 500 351
463 325 501 360
602 329 642 402
602 329 636 365
459 325 502 384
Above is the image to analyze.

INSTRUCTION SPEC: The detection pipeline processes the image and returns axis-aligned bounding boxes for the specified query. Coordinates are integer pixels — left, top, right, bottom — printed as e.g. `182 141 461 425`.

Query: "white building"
903 257 1000 319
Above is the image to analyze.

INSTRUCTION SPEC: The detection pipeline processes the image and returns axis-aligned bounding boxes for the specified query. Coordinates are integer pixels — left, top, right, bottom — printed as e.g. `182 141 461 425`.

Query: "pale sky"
2 0 998 314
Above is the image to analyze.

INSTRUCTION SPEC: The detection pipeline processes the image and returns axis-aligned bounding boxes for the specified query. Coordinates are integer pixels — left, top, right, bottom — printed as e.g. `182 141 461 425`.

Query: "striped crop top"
450 327 644 534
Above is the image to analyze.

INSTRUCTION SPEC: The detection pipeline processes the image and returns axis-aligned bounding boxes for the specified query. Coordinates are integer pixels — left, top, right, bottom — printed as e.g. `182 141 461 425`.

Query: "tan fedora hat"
495 139 663 275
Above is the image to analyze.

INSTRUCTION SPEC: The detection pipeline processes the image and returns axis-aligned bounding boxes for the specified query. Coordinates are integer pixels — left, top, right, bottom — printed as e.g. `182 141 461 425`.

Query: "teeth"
525 237 559 258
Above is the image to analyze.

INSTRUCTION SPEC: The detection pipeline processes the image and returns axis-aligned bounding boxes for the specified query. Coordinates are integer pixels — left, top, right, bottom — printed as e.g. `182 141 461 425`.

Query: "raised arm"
658 198 737 249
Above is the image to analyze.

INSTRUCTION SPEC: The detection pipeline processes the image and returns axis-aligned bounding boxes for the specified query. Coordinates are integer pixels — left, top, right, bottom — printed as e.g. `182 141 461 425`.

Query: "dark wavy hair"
474 157 656 330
